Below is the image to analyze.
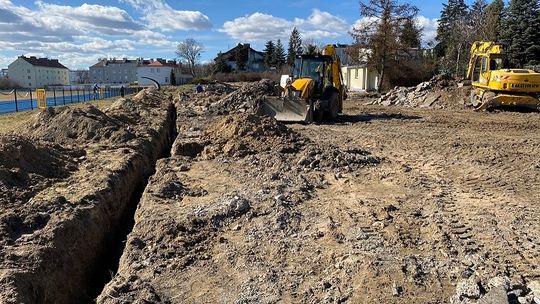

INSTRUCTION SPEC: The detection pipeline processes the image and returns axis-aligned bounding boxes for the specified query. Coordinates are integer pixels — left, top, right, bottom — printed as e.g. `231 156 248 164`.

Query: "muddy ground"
96 82 539 304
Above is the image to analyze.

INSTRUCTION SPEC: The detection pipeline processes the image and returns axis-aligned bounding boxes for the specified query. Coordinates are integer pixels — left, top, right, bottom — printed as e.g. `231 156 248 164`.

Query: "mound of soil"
201 113 304 158
24 106 135 145
0 135 80 205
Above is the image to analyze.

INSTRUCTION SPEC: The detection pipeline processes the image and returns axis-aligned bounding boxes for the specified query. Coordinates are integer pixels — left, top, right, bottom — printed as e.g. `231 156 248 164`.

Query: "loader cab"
292 55 333 97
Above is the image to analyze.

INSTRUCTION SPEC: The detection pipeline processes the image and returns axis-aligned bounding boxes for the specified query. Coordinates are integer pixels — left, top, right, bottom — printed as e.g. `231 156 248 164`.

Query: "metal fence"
0 86 143 115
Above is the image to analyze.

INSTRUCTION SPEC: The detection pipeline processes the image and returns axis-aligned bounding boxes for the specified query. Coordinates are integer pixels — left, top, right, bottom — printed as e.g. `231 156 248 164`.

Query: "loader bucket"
258 96 312 122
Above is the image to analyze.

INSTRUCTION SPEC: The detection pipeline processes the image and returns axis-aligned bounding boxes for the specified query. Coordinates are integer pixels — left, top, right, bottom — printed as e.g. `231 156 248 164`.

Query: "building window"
355 69 358 79
27 69 30 73
28 76 31 79
165 77 168 83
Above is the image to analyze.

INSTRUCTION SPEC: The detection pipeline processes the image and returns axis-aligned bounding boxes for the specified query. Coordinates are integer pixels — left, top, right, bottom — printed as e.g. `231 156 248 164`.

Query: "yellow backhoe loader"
259 44 346 122
466 41 540 111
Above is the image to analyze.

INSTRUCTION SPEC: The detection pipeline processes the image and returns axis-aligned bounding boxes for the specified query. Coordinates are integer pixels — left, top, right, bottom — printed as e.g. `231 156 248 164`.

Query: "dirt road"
97 84 540 304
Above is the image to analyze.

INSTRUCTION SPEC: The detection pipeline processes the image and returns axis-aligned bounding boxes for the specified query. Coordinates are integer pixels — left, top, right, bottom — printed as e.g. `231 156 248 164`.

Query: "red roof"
147 59 178 67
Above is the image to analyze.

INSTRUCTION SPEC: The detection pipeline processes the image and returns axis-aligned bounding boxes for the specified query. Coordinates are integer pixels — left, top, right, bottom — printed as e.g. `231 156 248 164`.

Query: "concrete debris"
371 74 469 109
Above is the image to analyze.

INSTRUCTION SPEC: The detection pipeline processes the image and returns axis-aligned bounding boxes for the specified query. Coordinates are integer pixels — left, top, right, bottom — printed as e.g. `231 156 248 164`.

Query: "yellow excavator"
259 44 346 122
466 41 540 111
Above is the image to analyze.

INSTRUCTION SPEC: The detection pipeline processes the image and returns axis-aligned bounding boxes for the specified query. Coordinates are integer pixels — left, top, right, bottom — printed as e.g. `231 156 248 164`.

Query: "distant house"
89 58 149 84
219 43 264 72
0 69 8 77
8 56 69 88
341 65 379 92
137 59 192 86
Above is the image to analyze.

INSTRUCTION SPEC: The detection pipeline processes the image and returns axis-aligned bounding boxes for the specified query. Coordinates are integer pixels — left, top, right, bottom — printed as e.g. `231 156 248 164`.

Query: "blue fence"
0 86 143 115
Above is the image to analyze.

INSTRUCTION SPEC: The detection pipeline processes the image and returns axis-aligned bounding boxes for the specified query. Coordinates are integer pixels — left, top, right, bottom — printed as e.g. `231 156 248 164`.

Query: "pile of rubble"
175 79 279 116
450 276 540 304
371 74 469 109
210 79 279 114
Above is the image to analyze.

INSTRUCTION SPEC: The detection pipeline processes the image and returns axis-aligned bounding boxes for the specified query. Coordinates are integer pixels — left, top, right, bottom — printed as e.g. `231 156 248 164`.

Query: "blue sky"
0 0 445 69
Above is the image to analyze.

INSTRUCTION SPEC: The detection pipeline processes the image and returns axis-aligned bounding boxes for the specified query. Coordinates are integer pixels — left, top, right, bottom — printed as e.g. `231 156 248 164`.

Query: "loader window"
293 58 325 88
481 57 488 73
489 56 505 70
472 58 482 82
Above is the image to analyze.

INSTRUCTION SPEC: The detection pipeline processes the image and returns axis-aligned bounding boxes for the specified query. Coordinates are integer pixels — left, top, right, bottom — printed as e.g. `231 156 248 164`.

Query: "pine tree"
287 27 302 66
469 0 489 41
213 52 231 74
274 39 286 68
263 40 275 68
484 0 504 41
235 43 248 71
400 18 421 48
435 0 469 56
500 0 540 67
305 44 318 55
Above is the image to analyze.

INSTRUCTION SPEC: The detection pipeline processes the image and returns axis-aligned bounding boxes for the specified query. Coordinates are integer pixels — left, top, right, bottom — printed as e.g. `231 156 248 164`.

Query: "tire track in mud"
396 140 540 283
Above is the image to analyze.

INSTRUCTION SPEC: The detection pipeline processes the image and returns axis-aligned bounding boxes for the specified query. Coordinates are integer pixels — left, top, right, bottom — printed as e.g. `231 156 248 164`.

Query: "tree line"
349 0 540 90
436 0 540 75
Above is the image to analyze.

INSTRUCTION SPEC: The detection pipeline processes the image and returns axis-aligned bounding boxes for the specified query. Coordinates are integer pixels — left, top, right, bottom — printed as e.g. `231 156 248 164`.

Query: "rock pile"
210 79 279 114
450 276 540 304
372 74 469 109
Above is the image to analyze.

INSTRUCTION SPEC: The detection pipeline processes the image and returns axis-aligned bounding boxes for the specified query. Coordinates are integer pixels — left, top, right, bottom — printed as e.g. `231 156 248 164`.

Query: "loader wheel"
470 91 480 108
329 93 340 120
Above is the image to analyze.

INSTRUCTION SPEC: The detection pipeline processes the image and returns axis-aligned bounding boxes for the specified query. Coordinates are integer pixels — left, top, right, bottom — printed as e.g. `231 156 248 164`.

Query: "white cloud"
220 13 292 41
121 0 212 31
220 9 348 42
415 16 438 45
0 0 182 69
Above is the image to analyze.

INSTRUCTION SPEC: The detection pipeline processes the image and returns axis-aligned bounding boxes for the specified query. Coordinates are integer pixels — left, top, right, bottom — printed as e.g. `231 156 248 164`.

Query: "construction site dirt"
0 80 539 304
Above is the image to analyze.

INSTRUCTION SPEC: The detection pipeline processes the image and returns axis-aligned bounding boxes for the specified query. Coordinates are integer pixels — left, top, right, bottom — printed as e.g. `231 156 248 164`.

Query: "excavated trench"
89 109 177 301
0 96 178 303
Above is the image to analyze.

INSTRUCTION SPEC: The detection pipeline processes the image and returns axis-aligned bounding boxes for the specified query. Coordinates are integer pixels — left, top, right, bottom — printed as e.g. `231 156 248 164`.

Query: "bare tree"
176 38 204 77
350 0 419 91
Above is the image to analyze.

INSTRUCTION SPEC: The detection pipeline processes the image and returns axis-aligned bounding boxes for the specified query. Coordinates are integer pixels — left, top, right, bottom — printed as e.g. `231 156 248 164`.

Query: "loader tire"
329 93 340 120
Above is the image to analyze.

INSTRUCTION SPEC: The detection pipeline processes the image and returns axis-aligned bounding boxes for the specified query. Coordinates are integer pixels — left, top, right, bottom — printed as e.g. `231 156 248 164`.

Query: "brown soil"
1 80 539 304
0 88 176 303
97 82 540 304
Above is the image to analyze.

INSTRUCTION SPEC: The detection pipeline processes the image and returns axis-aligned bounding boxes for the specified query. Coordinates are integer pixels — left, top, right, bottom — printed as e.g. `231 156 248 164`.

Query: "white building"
89 58 149 84
341 65 379 92
0 69 7 77
8 56 69 88
137 59 192 86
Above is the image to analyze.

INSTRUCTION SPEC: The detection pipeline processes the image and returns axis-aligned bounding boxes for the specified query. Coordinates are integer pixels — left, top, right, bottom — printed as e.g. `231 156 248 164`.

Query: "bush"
384 59 437 89
0 77 20 90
